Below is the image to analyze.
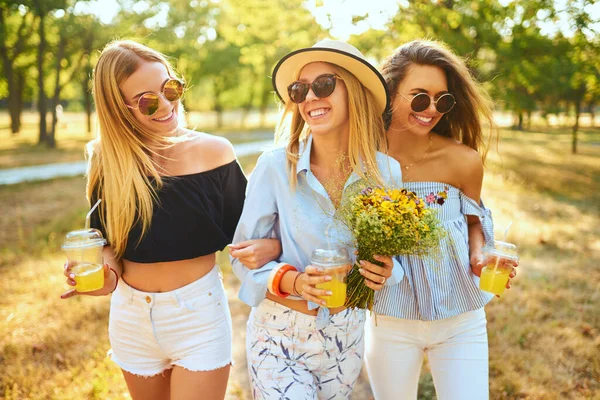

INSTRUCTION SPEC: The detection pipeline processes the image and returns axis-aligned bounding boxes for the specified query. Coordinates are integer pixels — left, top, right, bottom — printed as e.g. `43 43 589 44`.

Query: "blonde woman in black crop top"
59 40 280 400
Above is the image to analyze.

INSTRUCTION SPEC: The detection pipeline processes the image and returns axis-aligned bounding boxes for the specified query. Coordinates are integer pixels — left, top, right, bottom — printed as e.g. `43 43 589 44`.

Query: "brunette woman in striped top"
364 40 518 400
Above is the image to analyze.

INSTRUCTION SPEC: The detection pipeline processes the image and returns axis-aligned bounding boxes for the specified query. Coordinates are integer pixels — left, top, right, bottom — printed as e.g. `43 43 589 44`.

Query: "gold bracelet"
292 272 304 297
109 268 119 293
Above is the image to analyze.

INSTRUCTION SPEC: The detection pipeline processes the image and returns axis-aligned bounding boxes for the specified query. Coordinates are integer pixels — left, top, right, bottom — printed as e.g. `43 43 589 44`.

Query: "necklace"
402 134 432 181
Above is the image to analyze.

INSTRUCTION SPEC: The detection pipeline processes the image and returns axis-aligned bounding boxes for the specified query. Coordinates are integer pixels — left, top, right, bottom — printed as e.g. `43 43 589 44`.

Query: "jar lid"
310 247 351 267
484 240 518 260
61 228 107 250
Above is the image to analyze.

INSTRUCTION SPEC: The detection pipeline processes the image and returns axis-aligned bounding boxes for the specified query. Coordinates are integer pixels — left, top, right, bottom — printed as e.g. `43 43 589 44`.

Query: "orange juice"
62 228 106 292
479 240 518 296
479 264 511 296
71 262 104 292
316 269 348 308
311 247 351 309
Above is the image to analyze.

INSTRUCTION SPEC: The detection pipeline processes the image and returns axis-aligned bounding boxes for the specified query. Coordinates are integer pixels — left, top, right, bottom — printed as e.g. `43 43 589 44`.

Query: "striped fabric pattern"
374 182 495 321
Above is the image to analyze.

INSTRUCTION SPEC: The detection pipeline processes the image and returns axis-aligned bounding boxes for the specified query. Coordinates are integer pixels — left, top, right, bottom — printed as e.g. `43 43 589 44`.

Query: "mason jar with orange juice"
311 247 351 308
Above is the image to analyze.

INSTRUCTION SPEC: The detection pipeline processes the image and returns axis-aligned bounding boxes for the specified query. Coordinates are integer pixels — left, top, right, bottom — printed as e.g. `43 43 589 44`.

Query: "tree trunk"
84 78 92 134
48 36 66 148
517 112 524 131
83 39 94 134
526 110 532 130
15 71 24 132
7 82 19 134
0 7 32 134
259 62 271 128
0 50 21 135
36 7 48 145
589 102 595 128
572 99 582 154
213 80 223 129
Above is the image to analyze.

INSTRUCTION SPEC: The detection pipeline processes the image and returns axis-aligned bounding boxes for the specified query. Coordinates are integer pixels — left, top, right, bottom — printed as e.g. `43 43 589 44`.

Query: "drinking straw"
85 199 101 230
503 220 513 241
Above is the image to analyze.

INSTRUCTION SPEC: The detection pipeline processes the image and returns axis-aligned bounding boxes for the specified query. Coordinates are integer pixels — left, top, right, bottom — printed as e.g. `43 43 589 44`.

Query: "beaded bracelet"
267 263 297 298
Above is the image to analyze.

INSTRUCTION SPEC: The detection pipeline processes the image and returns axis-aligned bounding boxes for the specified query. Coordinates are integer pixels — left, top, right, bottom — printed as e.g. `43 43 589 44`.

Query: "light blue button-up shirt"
231 135 405 327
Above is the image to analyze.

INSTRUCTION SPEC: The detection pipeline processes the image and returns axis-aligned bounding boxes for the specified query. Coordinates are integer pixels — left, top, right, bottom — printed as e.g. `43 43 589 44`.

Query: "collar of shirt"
296 134 402 190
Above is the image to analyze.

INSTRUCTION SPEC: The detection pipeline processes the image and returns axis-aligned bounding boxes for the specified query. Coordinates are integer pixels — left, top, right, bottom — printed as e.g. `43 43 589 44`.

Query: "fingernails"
324 276 332 281
326 291 332 296
69 274 75 279
358 268 365 275
359 260 366 266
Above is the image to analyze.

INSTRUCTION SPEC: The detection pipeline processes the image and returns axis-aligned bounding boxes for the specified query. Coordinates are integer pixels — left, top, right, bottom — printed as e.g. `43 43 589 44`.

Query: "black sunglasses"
399 92 456 114
287 74 340 104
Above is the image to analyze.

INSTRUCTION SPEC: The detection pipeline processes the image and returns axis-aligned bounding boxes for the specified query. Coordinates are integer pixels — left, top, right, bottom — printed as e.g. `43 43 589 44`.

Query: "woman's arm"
230 152 284 306
229 239 282 270
460 150 517 286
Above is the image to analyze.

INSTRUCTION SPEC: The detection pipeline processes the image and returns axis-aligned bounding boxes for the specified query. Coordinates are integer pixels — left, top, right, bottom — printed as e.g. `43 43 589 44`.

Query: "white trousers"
364 308 489 400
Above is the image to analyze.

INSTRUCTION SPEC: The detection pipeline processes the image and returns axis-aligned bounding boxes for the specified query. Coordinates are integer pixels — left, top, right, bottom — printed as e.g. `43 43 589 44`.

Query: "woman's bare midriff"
122 253 217 292
266 292 347 316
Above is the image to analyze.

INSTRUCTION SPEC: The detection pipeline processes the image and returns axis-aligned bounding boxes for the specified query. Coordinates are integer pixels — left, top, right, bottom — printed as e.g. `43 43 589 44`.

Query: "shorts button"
145 296 151 303
208 292 212 296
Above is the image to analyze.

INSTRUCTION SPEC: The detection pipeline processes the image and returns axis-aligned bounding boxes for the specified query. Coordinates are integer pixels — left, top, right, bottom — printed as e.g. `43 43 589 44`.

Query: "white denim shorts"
108 265 232 376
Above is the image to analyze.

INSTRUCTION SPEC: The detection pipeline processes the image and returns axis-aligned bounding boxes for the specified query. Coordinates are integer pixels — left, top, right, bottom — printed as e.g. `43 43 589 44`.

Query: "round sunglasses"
125 78 184 116
287 74 340 104
399 92 456 114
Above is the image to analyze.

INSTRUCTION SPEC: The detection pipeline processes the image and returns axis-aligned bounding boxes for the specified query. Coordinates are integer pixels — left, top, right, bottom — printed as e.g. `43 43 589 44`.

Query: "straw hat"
272 39 390 115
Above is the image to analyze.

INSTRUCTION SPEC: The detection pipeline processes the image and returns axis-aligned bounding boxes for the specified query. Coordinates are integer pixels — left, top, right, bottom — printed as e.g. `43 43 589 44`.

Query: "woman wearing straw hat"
229 39 404 399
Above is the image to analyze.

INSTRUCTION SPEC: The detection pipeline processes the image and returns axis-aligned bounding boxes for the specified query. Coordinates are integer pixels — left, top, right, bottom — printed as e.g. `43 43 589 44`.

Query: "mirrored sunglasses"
126 78 184 116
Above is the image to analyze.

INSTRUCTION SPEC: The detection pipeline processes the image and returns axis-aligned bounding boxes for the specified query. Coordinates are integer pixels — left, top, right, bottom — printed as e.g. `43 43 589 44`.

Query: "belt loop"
127 284 134 305
173 290 184 308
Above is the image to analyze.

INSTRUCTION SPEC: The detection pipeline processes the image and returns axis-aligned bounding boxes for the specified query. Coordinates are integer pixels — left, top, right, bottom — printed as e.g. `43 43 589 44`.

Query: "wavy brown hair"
380 39 495 160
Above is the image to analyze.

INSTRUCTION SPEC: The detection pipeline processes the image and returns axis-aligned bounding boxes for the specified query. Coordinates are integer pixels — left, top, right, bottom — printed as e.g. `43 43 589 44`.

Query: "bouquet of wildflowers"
340 186 445 310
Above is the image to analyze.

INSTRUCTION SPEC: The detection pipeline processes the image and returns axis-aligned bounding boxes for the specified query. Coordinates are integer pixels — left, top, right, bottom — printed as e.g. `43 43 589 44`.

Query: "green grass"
1 125 599 399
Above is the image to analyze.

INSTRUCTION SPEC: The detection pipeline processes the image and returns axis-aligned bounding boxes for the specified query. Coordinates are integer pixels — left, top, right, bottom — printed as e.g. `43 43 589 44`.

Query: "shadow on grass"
488 141 600 212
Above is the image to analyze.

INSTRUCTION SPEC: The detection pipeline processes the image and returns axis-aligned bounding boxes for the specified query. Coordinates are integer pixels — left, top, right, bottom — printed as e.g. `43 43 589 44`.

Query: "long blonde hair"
275 63 386 188
380 39 495 160
86 40 183 258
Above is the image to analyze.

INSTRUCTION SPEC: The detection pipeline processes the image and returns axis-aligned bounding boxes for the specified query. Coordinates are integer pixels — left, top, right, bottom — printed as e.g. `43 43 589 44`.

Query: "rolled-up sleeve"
230 152 280 307
459 192 495 246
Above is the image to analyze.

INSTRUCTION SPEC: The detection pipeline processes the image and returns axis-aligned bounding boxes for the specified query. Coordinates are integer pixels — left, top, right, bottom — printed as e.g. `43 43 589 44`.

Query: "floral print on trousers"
246 299 366 400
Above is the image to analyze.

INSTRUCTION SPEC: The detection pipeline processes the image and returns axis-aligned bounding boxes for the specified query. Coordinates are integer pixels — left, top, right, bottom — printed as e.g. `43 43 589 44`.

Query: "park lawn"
0 111 276 169
0 128 599 399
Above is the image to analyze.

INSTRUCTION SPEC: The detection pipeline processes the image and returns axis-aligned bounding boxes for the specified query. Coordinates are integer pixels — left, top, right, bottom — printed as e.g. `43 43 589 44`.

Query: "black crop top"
90 160 247 263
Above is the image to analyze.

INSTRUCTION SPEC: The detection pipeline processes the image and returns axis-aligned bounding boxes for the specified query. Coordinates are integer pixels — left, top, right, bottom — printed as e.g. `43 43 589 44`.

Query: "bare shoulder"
180 130 236 170
451 141 482 174
435 135 483 190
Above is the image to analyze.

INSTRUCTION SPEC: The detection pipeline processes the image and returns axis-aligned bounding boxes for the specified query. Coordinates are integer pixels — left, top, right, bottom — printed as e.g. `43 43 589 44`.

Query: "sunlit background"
1 1 599 399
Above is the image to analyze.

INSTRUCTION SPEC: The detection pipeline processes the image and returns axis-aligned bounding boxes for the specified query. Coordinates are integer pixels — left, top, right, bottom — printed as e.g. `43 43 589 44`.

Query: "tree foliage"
0 0 597 153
